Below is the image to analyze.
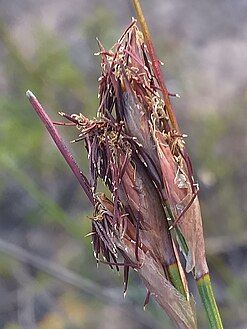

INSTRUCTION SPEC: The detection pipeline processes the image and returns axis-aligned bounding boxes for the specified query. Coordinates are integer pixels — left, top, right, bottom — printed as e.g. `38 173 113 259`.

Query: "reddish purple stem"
26 90 94 205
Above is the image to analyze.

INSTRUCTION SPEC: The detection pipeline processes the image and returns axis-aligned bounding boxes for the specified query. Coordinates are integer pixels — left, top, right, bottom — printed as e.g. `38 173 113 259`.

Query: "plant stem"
176 230 224 328
132 0 180 133
176 226 223 328
166 201 224 328
197 274 224 329
26 90 94 204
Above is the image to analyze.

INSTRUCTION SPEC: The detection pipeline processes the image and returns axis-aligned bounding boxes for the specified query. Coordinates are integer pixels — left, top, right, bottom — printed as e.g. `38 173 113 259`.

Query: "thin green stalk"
176 227 223 328
165 200 224 329
197 274 223 329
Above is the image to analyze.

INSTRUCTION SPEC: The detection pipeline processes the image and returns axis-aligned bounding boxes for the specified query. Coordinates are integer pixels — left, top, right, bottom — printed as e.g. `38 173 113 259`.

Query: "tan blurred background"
0 0 247 328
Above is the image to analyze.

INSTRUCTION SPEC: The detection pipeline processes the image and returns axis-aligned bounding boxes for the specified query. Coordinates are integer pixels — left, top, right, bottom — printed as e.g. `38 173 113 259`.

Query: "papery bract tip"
26 90 36 100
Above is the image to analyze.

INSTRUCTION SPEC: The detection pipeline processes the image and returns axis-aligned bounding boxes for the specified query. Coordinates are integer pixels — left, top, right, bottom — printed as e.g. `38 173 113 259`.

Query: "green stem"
197 274 224 329
176 229 224 328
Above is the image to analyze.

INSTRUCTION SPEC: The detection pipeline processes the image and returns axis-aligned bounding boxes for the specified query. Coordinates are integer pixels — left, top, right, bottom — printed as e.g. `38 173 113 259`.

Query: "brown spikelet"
153 130 208 277
95 194 197 329
56 21 199 327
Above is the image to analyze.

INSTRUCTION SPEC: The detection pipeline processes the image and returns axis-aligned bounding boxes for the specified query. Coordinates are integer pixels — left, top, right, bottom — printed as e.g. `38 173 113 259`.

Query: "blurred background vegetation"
0 0 246 328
